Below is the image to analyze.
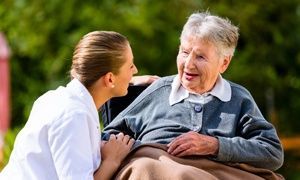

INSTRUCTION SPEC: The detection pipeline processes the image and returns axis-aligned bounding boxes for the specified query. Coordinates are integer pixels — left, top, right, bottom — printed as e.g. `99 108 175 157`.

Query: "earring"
111 85 115 88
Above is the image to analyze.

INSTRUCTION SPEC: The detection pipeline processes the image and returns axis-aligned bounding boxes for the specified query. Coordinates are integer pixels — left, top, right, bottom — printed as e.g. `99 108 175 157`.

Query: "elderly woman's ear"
219 55 232 74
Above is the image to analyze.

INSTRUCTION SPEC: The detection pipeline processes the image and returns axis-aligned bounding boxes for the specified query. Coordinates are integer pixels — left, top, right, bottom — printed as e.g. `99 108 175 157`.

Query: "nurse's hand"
101 132 135 166
95 133 135 180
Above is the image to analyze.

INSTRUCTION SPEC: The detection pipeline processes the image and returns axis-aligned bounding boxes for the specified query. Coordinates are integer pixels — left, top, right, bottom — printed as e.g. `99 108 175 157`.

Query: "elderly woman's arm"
130 75 160 85
167 117 283 171
216 113 284 171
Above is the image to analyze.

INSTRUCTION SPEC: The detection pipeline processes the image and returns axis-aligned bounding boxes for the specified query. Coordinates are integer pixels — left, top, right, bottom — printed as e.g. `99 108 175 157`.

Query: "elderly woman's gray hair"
180 12 239 57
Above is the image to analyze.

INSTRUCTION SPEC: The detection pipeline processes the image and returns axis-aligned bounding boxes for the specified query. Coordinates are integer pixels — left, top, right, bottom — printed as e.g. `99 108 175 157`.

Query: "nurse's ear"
219 55 232 74
103 72 116 88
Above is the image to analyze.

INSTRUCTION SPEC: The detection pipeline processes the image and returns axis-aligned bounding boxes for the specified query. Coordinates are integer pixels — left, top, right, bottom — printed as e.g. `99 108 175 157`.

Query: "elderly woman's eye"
182 51 189 56
196 55 205 60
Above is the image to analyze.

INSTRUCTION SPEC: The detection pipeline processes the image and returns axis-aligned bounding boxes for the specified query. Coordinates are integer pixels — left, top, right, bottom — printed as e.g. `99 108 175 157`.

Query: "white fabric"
0 79 101 180
169 74 231 105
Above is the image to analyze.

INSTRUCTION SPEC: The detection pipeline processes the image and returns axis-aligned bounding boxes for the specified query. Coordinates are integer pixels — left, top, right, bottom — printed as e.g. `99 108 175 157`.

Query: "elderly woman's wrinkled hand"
167 131 219 157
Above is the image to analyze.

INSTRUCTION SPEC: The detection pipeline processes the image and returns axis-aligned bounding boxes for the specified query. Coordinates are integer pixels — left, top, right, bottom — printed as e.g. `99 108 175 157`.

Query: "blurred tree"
0 0 201 127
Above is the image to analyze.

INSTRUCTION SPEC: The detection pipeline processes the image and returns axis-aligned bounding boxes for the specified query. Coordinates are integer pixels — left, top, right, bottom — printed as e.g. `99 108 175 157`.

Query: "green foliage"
0 127 21 170
278 151 300 179
0 0 202 127
2 0 299 134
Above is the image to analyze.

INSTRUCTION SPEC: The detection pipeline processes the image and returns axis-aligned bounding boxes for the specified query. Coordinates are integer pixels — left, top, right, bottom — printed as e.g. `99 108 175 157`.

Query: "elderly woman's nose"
184 55 194 68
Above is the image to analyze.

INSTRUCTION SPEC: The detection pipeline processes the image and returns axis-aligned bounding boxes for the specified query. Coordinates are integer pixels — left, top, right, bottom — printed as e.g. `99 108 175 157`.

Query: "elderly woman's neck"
185 81 217 95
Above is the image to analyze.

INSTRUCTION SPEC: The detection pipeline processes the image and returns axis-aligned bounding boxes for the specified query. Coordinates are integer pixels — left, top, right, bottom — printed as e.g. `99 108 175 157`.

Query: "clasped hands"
102 131 219 163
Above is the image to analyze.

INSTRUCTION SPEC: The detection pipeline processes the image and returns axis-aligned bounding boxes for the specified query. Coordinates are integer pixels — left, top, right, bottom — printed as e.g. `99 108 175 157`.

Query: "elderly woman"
103 12 284 179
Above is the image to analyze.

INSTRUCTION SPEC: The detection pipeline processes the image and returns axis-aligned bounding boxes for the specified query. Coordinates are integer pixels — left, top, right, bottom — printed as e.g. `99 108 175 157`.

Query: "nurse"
1 31 138 180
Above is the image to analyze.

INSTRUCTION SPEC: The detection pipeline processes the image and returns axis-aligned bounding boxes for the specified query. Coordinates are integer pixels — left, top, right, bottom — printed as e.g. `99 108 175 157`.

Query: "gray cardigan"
103 75 284 171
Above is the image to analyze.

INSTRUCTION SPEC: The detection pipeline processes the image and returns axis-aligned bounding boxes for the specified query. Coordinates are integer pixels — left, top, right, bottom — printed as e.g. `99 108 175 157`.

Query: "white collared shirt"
0 79 101 180
169 74 231 105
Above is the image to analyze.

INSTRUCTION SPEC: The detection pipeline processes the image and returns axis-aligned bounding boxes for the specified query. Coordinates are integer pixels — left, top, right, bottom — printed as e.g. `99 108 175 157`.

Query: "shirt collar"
66 78 98 115
169 74 231 105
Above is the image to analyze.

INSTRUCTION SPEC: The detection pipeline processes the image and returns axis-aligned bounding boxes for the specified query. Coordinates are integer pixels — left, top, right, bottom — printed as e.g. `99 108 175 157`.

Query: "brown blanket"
115 143 284 180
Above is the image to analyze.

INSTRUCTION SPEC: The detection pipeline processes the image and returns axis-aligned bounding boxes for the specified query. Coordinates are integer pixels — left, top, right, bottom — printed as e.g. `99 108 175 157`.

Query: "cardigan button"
194 104 202 113
192 126 200 131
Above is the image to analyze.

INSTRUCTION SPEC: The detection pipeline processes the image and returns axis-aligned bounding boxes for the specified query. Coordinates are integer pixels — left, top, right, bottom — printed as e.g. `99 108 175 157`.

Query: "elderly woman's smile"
184 72 198 80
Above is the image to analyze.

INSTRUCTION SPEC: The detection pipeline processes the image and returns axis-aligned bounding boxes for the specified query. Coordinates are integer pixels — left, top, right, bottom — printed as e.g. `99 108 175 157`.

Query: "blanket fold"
115 143 284 180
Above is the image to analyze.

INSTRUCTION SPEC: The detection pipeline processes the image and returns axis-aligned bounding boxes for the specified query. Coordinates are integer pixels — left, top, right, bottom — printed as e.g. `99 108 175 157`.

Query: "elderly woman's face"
177 36 230 94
